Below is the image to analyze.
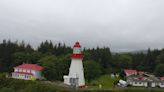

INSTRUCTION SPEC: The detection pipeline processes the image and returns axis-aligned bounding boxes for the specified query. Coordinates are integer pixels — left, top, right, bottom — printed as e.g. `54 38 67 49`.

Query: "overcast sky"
0 0 164 52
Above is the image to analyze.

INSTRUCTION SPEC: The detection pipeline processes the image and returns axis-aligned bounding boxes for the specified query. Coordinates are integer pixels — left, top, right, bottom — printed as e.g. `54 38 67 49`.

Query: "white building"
124 69 164 88
127 79 148 87
64 42 85 88
12 64 44 80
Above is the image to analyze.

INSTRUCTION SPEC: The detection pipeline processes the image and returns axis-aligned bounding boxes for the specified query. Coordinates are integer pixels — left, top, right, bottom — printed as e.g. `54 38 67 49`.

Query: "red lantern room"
74 42 81 47
71 42 83 59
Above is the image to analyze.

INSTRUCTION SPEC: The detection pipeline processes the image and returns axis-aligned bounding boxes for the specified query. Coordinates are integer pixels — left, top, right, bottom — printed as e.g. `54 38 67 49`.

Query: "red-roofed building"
137 75 145 79
138 71 144 75
124 69 137 76
12 64 44 80
160 76 164 80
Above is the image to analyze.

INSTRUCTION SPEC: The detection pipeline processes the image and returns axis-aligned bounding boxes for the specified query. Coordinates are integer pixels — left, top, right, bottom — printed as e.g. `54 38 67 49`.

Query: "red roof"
138 71 144 75
137 75 144 79
14 72 33 75
124 69 137 74
160 76 164 80
74 42 81 47
15 64 44 71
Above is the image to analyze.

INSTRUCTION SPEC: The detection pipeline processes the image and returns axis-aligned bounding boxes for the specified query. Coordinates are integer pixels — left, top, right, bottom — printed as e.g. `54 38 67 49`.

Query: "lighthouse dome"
74 42 81 47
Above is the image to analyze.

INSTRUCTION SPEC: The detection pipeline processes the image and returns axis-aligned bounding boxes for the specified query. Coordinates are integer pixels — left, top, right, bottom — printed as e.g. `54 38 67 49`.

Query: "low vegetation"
88 75 120 89
0 73 71 92
0 74 164 92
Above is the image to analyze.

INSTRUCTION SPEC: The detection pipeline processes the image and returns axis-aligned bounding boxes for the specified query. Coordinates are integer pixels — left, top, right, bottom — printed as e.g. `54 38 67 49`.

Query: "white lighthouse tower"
63 42 85 88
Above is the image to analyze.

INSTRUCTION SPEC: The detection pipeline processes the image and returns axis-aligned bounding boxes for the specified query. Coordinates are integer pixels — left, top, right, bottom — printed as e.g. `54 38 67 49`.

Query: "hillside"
0 73 164 92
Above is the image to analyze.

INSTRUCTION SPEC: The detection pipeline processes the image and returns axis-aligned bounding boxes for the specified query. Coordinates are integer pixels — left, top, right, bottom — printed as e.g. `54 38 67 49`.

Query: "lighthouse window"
74 48 81 53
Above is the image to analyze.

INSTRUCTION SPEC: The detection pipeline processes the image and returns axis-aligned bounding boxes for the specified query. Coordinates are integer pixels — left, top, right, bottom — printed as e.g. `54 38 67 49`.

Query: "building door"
70 78 79 88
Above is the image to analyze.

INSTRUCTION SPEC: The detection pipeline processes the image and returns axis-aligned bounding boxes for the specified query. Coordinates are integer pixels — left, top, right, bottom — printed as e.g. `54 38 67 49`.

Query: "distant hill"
129 50 148 54
112 50 148 55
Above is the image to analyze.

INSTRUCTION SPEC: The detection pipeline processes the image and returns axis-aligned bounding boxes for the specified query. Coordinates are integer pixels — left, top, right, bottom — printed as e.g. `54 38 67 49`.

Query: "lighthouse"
63 42 85 88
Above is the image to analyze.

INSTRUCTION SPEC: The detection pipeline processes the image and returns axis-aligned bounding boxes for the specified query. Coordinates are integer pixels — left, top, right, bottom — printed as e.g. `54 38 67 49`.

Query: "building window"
25 75 27 79
27 75 31 79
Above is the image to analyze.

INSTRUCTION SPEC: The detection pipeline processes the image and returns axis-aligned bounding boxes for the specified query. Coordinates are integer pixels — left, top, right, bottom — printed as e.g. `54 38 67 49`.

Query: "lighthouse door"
70 77 79 88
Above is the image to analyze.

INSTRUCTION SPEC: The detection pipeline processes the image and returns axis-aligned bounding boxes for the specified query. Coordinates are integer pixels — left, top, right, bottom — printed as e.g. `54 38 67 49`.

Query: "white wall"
63 76 70 85
68 58 85 86
151 83 156 87
14 68 43 79
131 82 148 87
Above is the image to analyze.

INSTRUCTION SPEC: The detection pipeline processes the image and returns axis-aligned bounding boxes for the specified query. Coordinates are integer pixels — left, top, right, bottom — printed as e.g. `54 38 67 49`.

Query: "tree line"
0 39 164 82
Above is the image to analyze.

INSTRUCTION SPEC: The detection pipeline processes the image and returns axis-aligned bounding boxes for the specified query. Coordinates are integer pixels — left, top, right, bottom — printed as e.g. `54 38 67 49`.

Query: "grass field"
1 73 164 92
87 75 120 89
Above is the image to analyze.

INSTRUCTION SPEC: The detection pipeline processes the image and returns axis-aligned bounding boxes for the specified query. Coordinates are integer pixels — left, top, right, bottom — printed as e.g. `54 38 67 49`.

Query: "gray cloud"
0 0 164 52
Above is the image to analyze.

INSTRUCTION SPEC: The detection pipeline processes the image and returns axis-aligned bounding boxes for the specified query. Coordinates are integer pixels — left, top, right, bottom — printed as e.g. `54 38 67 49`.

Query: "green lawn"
87 75 120 89
1 74 164 92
